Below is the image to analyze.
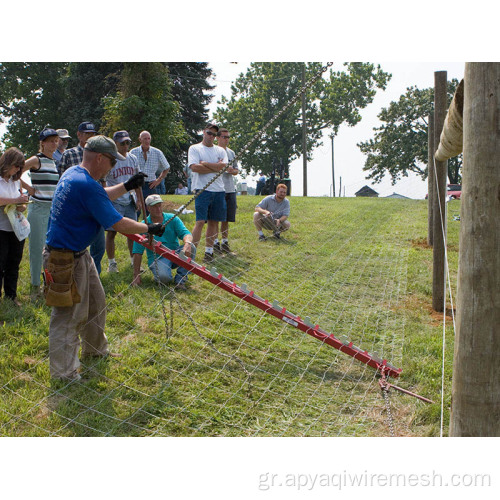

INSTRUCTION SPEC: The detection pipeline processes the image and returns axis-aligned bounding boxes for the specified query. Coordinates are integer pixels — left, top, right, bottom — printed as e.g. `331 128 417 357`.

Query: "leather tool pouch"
44 250 82 307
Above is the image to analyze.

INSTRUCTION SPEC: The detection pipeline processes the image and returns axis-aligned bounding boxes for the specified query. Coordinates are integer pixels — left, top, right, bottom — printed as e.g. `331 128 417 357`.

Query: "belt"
45 245 87 258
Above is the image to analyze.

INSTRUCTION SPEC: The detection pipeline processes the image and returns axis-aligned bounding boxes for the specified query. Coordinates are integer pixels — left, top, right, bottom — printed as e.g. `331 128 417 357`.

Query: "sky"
206 61 465 199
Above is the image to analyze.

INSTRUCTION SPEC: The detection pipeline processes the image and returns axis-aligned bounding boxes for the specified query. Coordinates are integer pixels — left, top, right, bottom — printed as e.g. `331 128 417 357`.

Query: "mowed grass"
0 195 461 437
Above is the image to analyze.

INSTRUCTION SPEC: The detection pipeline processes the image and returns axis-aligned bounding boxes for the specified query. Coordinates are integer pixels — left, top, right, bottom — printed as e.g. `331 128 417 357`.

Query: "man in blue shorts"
43 135 163 381
187 123 228 263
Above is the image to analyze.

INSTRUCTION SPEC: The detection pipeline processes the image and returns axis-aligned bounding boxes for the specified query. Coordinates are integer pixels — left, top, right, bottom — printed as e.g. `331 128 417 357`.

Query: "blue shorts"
194 190 227 222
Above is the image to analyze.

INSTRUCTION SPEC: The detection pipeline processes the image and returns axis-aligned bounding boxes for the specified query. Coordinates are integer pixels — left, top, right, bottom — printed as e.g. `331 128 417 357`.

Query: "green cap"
84 135 126 160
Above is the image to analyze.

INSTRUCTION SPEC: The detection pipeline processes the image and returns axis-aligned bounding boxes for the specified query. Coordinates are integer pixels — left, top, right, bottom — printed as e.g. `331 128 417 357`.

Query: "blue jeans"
149 244 196 285
90 227 105 275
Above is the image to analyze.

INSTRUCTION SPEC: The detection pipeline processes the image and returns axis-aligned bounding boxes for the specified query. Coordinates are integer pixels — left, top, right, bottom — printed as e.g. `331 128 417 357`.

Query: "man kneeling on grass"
253 183 291 240
132 195 195 289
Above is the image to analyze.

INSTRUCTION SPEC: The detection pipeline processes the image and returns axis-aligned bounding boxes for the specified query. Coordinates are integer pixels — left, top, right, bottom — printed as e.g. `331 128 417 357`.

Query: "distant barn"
385 192 410 199
355 185 379 197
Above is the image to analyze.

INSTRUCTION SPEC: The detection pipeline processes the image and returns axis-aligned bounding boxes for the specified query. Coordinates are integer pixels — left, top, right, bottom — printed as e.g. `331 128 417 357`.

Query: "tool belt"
43 248 82 307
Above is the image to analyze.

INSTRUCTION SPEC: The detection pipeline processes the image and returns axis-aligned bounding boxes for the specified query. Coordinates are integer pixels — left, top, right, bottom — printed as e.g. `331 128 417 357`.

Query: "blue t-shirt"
46 166 122 251
132 212 191 267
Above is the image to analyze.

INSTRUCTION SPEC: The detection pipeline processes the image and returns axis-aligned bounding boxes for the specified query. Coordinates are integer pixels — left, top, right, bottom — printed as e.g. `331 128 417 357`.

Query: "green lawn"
0 195 460 436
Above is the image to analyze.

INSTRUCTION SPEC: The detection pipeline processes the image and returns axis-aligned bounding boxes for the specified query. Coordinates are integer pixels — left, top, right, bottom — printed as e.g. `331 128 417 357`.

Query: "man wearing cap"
53 129 71 170
187 123 228 263
132 194 195 289
130 130 170 200
58 121 106 274
105 131 140 273
43 135 160 381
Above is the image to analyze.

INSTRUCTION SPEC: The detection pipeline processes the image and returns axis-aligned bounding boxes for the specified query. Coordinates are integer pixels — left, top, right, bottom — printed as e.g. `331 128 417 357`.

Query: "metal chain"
381 384 395 437
163 62 334 228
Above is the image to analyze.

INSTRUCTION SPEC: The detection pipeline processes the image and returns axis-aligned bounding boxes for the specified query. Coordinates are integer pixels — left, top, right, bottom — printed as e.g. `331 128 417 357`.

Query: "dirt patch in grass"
391 294 455 326
411 238 431 249
161 201 183 212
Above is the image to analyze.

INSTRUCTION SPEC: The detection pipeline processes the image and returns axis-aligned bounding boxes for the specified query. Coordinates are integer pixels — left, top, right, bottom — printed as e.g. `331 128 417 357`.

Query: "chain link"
381 384 395 437
164 62 334 228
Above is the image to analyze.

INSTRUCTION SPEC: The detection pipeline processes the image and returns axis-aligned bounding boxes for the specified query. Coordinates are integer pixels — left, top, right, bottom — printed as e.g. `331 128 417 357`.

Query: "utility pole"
302 63 307 197
432 71 448 312
450 63 500 436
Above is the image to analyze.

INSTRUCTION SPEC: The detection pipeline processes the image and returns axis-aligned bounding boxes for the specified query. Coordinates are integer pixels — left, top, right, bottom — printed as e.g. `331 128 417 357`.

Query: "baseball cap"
39 128 59 141
145 194 163 206
113 130 132 143
84 135 126 160
56 129 71 139
78 121 98 133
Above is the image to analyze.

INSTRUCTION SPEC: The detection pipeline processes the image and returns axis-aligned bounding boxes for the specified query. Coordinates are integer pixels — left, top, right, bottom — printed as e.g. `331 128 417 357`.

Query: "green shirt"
132 212 191 267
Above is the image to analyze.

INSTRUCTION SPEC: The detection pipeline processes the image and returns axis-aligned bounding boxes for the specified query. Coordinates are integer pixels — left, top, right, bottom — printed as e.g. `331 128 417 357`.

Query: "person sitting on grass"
132 194 195 289
253 183 291 240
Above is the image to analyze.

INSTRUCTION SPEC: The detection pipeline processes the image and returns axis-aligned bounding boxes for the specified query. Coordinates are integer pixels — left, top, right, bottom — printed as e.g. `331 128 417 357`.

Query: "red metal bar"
126 233 402 378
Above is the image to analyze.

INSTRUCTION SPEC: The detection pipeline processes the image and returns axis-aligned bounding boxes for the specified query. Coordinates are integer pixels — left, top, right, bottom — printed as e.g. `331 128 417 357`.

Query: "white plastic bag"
4 204 30 241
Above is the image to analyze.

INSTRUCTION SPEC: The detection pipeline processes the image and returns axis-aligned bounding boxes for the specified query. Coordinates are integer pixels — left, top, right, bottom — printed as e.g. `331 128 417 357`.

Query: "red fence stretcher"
126 233 402 379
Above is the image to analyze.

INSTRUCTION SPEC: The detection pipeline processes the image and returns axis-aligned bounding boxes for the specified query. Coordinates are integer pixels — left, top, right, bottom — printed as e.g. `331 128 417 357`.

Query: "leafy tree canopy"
358 79 462 185
214 62 390 176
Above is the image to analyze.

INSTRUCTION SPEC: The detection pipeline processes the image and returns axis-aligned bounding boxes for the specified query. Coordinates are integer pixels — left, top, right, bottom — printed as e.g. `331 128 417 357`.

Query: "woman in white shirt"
0 148 29 307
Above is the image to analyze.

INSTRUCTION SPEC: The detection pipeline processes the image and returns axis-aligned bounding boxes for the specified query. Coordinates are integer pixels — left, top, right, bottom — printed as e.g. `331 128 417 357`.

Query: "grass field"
0 195 461 437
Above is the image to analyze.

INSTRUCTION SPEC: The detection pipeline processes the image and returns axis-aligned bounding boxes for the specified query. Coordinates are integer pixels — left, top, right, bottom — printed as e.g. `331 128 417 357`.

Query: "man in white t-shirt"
105 130 143 272
187 123 228 263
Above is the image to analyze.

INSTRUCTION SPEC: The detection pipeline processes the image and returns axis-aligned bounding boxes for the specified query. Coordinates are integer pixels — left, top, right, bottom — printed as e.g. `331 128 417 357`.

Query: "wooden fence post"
432 71 448 312
427 113 435 246
450 63 500 436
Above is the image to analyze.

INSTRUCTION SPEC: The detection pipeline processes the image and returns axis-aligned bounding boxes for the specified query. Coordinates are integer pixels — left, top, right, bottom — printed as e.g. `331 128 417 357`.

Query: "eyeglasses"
220 135 230 139
205 131 217 137
103 154 117 167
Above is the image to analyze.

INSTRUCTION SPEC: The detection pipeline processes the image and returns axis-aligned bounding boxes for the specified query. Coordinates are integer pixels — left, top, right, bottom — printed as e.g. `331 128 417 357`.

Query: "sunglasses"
205 131 217 137
220 135 230 139
103 154 117 167
121 141 131 146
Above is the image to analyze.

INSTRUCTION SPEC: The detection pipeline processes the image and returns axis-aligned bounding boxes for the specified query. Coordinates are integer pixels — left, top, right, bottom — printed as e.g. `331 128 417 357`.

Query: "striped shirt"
59 145 83 175
130 146 170 182
30 153 59 203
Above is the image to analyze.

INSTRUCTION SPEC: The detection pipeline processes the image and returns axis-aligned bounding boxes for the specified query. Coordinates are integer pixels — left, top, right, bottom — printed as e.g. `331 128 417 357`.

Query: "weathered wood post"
450 63 500 436
427 113 435 246
432 71 448 312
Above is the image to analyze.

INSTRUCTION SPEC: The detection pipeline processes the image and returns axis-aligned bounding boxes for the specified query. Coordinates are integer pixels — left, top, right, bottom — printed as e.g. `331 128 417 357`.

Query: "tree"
359 80 462 185
101 63 186 174
0 63 68 155
213 62 390 176
59 62 123 135
164 63 215 191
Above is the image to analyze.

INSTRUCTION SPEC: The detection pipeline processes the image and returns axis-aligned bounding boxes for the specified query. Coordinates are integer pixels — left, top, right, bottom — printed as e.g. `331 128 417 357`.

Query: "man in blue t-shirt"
44 135 164 381
132 194 195 289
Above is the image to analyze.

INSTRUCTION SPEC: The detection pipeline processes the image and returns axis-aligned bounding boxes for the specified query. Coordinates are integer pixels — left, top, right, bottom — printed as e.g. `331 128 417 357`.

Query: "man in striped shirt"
130 131 170 201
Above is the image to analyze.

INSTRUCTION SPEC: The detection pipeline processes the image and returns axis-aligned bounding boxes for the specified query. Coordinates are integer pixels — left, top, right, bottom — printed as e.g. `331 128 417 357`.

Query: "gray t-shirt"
105 153 139 205
222 148 239 193
256 194 290 219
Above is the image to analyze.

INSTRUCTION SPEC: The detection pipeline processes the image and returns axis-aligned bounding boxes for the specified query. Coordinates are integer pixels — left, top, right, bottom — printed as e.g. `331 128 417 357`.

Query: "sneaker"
175 281 187 290
108 261 119 273
213 242 223 255
258 234 266 241
273 231 281 239
221 242 236 256
203 252 215 263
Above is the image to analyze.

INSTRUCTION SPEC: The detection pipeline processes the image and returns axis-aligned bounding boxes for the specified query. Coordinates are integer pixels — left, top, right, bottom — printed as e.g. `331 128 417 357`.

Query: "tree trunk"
450 63 500 436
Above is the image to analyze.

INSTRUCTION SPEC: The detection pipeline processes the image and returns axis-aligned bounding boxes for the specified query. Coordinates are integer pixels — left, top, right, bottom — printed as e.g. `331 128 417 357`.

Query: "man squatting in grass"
187 123 228 263
253 183 291 240
105 130 140 273
131 194 195 289
212 128 239 256
43 135 164 381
